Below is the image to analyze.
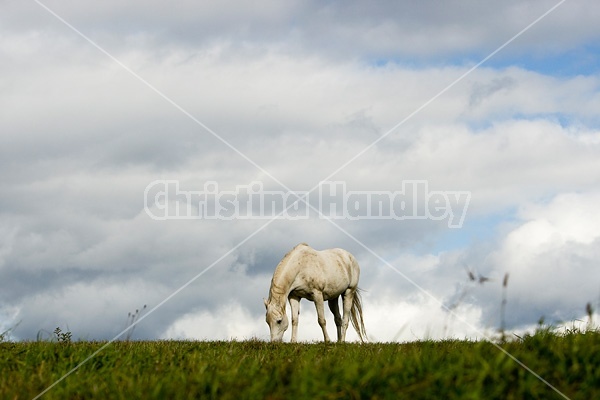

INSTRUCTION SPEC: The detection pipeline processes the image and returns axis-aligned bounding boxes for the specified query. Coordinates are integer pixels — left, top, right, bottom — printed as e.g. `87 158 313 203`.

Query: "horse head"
264 298 288 342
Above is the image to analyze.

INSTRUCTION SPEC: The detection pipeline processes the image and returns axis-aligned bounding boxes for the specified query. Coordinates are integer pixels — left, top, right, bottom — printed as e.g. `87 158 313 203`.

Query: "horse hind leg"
340 289 354 342
328 298 343 342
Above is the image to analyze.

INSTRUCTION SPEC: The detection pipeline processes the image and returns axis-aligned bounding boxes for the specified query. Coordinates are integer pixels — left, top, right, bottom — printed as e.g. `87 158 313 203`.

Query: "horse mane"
268 243 309 299
275 243 309 272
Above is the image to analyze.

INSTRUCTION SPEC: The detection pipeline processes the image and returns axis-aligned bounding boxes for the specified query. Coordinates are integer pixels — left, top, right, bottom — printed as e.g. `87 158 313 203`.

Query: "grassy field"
1 329 599 399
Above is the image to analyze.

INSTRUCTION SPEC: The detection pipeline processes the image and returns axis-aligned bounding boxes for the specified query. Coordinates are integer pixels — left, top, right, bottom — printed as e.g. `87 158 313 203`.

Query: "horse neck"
268 258 299 307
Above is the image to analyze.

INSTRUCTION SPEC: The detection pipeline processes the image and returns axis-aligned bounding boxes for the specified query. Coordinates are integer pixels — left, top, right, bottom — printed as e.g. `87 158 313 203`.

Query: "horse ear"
263 298 268 308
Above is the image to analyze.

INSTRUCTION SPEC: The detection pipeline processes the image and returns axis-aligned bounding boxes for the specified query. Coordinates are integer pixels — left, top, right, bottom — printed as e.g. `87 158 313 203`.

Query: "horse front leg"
313 292 331 342
328 298 343 342
289 296 300 343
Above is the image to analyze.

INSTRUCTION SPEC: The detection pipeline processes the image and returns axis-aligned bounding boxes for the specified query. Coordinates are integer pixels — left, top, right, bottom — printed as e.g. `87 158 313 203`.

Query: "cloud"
491 192 600 323
436 191 600 331
162 302 266 341
469 76 516 108
8 0 600 62
1 1 600 342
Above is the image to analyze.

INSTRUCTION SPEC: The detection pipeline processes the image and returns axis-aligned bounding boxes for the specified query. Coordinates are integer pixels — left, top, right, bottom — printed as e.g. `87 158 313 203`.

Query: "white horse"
264 243 367 342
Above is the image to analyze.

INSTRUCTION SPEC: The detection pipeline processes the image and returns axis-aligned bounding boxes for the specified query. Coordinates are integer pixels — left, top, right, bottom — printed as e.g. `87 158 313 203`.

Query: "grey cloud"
4 1 600 61
469 76 516 107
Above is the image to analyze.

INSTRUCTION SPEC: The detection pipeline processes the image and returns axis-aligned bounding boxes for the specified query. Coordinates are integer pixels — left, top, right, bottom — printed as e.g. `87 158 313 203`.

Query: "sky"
1 0 600 343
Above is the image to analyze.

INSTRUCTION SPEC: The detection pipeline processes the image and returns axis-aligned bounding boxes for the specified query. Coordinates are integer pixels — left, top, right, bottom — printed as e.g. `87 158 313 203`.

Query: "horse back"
289 246 360 299
324 248 360 287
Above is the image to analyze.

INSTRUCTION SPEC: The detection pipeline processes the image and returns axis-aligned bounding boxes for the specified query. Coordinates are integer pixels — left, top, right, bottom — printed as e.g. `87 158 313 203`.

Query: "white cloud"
162 303 267 341
364 296 485 342
495 192 600 317
450 191 600 329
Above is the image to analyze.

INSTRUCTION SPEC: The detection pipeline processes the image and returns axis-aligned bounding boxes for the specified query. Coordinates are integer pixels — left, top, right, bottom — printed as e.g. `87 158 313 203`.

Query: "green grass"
1 330 599 399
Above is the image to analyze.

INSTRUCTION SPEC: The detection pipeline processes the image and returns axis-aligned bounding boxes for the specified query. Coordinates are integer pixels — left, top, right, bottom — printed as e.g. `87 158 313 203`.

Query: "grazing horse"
264 243 367 342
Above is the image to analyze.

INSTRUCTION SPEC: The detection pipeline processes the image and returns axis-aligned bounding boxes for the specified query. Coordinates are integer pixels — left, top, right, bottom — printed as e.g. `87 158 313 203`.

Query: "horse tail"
351 289 368 343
